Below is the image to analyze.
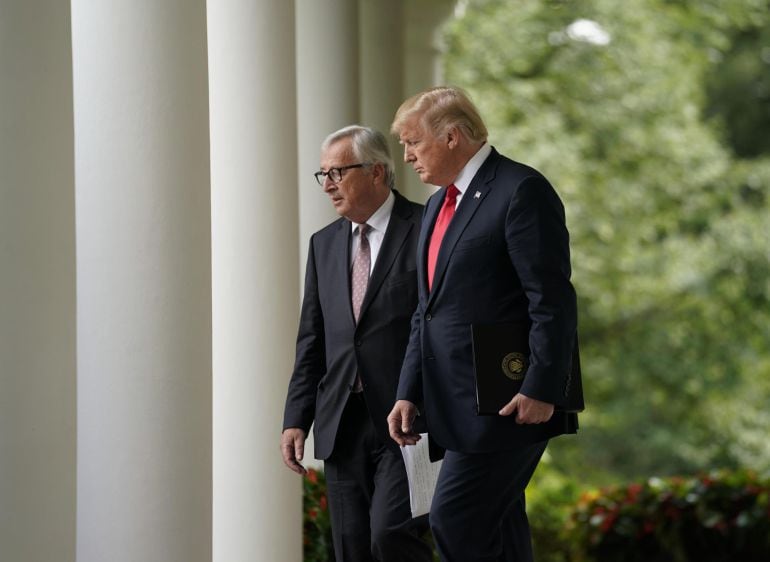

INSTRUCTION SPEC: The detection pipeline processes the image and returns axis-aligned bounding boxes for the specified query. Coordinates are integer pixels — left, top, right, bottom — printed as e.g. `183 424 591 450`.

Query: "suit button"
425 313 432 321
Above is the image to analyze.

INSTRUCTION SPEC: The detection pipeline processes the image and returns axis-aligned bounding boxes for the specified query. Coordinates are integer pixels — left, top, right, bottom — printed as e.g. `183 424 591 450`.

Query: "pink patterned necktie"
351 223 371 323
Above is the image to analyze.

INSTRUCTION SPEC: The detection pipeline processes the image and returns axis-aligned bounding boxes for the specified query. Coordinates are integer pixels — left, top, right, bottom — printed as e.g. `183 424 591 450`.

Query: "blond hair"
391 86 488 143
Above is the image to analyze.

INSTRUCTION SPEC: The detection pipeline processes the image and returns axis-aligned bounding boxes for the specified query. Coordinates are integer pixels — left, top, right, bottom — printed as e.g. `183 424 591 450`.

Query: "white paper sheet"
400 433 443 518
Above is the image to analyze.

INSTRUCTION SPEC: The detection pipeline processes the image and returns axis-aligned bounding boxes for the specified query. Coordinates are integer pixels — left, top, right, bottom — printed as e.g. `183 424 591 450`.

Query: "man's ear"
370 162 385 182
445 126 461 149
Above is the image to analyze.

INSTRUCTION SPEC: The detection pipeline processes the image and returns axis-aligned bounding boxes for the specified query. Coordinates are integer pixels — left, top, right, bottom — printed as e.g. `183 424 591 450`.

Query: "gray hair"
321 125 396 189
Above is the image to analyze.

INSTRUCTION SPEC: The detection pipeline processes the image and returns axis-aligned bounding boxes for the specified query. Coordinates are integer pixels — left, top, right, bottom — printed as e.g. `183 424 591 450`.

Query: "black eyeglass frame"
314 163 371 185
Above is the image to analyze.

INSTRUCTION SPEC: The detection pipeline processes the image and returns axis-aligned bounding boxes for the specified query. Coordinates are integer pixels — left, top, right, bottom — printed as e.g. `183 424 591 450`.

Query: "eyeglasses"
314 163 370 186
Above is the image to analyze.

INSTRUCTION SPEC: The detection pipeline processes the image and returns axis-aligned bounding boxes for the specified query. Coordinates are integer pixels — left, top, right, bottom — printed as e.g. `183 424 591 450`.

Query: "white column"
403 0 456 101
359 0 406 192
207 2 302 561
296 0 360 273
402 0 456 199
72 2 211 561
0 2 76 561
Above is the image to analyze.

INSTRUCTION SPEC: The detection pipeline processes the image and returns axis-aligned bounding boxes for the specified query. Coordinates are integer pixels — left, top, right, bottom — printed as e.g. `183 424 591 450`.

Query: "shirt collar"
351 190 395 234
449 142 492 195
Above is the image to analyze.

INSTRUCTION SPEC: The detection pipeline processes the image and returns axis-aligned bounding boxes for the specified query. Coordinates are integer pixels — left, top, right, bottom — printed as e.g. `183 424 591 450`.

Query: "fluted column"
72 2 212 561
0 2 76 561
208 2 302 561
296 0 360 274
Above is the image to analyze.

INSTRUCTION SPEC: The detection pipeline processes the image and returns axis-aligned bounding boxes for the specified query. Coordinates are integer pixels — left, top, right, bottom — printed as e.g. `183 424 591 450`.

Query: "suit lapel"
418 190 445 298
427 151 499 308
358 192 414 323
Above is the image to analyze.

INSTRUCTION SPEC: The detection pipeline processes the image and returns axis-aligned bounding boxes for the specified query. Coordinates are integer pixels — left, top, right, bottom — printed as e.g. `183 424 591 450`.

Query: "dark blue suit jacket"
397 149 580 453
284 190 423 459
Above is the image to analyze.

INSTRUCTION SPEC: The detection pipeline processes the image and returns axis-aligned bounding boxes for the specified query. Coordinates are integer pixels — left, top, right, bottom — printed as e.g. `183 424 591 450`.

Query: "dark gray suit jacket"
283 190 423 460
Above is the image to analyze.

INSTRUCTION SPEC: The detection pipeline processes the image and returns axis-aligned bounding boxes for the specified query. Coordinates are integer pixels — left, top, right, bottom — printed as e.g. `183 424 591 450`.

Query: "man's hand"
280 427 308 475
387 400 422 446
499 393 554 424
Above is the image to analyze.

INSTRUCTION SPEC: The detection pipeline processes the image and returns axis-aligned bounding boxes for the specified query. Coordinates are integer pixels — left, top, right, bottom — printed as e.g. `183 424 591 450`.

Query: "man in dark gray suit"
388 87 583 562
281 125 431 562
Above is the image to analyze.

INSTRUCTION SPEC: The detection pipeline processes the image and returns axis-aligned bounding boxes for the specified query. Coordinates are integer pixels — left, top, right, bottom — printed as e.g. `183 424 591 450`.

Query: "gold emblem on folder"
502 352 527 381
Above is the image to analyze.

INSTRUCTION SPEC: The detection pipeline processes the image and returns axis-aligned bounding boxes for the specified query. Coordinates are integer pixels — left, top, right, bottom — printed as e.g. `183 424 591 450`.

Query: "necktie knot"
445 184 459 203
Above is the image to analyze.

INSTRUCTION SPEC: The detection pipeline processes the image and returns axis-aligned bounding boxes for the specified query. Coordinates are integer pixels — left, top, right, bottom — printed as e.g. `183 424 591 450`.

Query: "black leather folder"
471 322 584 415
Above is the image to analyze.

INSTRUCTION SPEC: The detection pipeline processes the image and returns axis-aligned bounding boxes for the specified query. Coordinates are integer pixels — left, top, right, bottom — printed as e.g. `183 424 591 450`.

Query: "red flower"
307 469 318 484
308 508 318 520
320 495 328 511
626 483 643 503
600 513 617 533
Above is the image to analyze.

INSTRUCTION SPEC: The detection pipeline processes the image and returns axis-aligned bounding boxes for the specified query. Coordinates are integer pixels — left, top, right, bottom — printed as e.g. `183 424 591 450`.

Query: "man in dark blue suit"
387 87 582 562
282 126 432 562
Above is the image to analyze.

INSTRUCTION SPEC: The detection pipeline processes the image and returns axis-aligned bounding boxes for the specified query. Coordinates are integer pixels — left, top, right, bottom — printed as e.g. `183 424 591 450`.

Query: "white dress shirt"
448 142 492 209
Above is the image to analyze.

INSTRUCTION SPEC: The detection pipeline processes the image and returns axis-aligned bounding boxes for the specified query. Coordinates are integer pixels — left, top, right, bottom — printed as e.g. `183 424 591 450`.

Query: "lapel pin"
474 191 481 199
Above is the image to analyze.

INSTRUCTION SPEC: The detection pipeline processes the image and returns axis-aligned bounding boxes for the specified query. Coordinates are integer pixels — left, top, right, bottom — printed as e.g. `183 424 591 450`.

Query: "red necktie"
427 184 459 290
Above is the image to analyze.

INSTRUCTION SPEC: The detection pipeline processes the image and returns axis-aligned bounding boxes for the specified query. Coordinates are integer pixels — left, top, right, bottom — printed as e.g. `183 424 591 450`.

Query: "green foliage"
444 0 770 482
566 469 770 561
302 467 770 561
303 469 335 562
705 23 770 157
527 452 583 561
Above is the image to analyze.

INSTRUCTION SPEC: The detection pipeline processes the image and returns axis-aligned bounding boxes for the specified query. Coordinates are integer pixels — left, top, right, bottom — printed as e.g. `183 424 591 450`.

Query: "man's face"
398 117 457 187
319 139 377 223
